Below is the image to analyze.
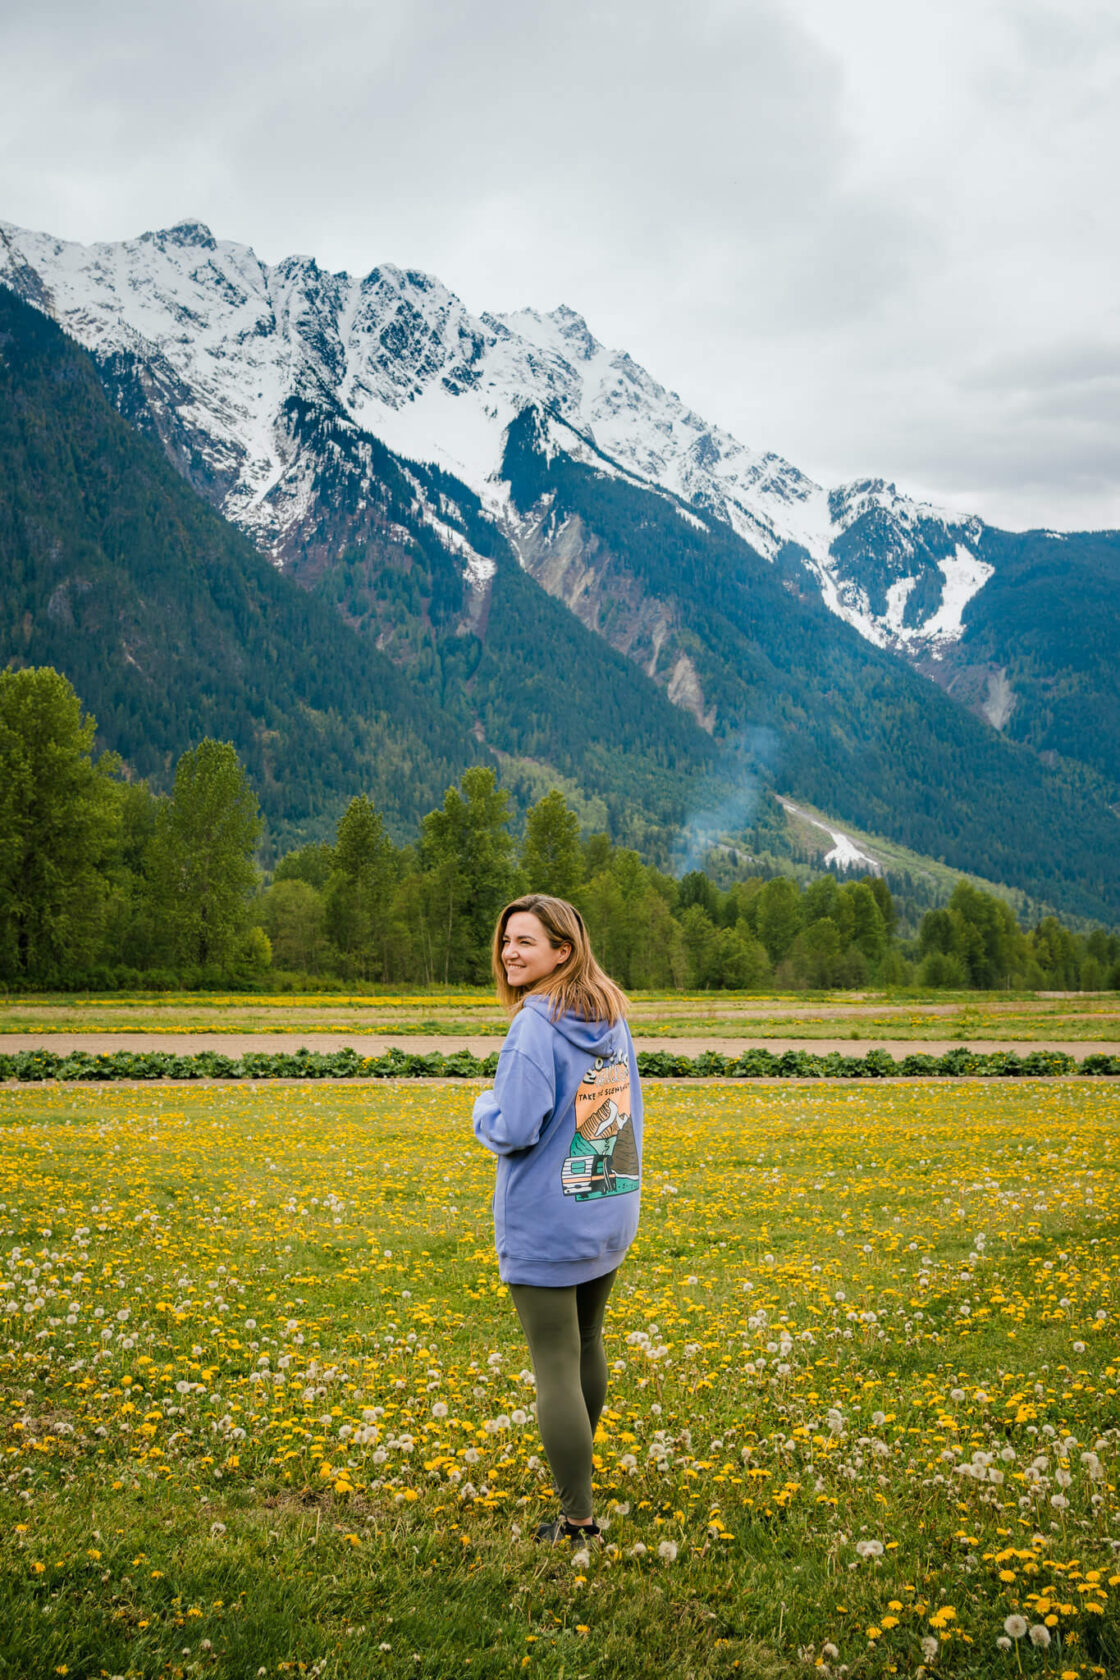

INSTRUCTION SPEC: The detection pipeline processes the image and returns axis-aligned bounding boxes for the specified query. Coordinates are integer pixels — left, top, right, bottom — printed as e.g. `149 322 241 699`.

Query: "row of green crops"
1 1044 1118 1081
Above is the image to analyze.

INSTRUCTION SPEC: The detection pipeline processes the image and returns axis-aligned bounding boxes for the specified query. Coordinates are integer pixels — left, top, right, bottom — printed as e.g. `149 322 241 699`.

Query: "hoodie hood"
521 992 621 1057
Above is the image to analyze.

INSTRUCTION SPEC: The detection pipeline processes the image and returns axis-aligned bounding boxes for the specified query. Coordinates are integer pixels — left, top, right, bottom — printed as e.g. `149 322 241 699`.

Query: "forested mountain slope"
501 407 1120 920
0 290 482 840
0 288 713 850
3 214 1115 799
932 526 1120 790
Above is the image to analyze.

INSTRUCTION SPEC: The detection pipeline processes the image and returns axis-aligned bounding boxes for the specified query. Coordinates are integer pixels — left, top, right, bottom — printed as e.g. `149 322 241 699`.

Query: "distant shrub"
0 1047 1114 1084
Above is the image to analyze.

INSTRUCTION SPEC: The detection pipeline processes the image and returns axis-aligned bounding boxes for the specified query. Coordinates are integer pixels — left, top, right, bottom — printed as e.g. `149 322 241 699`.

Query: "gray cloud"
962 340 1120 396
1 0 1118 530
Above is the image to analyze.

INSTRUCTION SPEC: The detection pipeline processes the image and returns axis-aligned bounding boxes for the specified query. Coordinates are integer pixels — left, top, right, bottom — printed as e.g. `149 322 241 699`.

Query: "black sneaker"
534 1515 602 1545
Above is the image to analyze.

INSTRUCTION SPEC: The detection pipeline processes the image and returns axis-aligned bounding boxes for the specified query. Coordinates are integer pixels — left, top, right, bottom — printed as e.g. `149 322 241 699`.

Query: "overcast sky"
2 0 1118 531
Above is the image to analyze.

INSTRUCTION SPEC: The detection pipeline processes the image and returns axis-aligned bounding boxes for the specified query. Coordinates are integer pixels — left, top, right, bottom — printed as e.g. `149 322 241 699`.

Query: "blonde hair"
492 894 628 1024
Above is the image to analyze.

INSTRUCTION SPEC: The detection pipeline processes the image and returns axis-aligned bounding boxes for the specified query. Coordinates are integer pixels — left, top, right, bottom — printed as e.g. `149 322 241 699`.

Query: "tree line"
2 667 1117 992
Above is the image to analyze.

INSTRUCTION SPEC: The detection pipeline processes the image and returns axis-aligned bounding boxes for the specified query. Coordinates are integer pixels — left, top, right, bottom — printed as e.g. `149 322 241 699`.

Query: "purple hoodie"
472 993 643 1286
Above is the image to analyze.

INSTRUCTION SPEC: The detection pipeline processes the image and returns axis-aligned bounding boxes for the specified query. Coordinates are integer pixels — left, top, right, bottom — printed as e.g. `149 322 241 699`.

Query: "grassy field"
1 1080 1117 1678
1 991 1118 1041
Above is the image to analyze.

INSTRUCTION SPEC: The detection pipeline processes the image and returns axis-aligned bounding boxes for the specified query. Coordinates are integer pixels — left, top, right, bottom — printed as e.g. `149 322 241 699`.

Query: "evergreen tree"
784 917 846 988
275 843 335 891
678 870 722 919
722 923 771 988
679 903 719 986
100 779 162 972
582 833 613 877
259 879 328 973
867 875 898 936
802 874 840 926
755 876 803 965
947 880 1022 986
147 739 262 971
580 850 684 987
918 882 1025 988
1029 917 1082 990
324 796 396 978
837 880 887 968
420 768 519 982
521 789 585 900
0 667 121 981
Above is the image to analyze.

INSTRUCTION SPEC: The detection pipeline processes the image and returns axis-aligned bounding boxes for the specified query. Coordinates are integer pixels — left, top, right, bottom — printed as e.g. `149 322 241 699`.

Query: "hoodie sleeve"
472 1014 556 1157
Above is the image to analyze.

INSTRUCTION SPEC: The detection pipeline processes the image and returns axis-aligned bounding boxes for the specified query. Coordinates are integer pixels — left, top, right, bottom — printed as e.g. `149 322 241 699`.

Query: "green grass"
1 1081 1118 1677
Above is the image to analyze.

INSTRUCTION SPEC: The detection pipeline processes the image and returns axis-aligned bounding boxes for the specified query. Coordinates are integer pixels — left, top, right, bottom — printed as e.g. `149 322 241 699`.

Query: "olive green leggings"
508 1268 618 1523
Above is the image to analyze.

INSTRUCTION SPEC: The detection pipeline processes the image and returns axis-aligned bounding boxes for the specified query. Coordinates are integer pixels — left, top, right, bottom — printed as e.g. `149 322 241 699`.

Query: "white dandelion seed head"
1028 1624 1050 1647
658 1540 678 1561
1003 1614 1027 1639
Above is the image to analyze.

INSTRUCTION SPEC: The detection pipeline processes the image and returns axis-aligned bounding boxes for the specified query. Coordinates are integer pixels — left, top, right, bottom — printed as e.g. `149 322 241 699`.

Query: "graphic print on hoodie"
561 1050 640 1200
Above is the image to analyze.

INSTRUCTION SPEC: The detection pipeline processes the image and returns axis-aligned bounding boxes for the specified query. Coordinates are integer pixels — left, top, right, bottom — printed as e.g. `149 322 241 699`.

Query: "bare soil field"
0 1031 1115 1060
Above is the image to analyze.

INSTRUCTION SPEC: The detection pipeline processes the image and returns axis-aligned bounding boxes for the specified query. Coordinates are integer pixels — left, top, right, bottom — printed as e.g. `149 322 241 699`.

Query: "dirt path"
1 1033 1114 1060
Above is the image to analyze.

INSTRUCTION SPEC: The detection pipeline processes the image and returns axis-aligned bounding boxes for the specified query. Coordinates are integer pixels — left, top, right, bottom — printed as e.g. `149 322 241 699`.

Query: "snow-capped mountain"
0 215 992 659
5 236 1118 921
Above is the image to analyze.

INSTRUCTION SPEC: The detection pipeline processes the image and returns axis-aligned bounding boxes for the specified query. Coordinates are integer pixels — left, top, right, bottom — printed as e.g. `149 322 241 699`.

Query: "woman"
472 894 642 1544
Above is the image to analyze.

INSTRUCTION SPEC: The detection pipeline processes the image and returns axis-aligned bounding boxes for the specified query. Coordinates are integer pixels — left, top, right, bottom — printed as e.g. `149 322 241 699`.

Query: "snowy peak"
817 478 990 653
499 303 603 365
827 477 982 546
0 214 998 657
141 217 218 251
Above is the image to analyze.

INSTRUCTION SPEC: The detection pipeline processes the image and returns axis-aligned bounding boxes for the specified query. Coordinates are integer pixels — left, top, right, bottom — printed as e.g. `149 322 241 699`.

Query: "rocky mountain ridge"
0 215 999 664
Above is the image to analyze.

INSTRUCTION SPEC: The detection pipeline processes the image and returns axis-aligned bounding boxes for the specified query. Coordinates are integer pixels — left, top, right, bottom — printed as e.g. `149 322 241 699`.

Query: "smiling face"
501 910 572 992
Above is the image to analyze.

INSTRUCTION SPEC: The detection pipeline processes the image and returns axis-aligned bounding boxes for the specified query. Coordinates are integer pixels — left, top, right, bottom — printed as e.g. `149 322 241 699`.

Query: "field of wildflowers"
1 1080 1117 1678
3 990 1118 1042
